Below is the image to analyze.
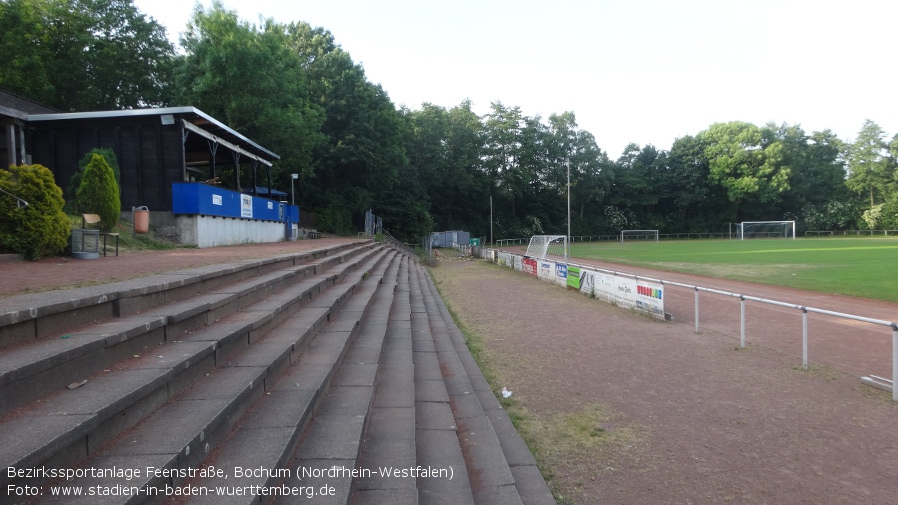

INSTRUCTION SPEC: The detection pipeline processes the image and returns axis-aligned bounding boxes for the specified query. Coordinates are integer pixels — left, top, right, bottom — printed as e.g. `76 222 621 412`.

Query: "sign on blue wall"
172 182 299 223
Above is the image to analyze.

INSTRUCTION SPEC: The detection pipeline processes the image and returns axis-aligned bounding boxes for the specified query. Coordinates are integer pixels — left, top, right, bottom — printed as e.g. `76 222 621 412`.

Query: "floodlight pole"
565 157 570 265
490 194 493 247
290 173 298 206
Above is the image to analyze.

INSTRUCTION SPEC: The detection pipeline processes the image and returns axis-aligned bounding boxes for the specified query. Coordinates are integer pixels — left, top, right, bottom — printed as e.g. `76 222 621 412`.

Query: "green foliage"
76 154 120 232
175 3 324 193
0 0 175 111
699 122 792 216
0 164 70 260
67 148 120 210
846 120 893 209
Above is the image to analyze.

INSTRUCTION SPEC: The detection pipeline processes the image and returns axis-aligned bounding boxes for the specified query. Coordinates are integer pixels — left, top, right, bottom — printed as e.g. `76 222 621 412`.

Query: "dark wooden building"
27 107 280 212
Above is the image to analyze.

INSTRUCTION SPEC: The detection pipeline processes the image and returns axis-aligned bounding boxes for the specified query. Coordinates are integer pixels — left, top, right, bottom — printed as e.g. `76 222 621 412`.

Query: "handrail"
0 186 28 208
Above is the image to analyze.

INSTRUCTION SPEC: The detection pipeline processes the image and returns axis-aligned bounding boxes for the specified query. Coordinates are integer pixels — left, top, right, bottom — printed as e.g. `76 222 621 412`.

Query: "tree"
174 3 323 202
285 21 405 233
846 119 892 209
0 164 70 260
698 121 791 219
67 148 120 209
76 153 120 231
0 0 176 110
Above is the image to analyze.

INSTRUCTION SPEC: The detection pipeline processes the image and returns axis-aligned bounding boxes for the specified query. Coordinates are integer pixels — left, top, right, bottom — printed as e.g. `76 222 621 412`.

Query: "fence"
496 230 898 245
477 246 898 401
805 229 898 237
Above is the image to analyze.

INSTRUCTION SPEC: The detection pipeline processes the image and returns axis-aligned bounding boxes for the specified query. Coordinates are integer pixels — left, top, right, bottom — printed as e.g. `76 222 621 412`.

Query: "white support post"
740 296 746 348
694 288 700 334
893 326 898 402
802 308 809 370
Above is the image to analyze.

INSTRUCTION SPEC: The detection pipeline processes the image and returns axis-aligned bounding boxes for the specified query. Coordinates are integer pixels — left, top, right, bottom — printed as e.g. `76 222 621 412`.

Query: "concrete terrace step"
418 265 554 505
1 245 389 498
34 250 402 505
408 261 476 505
0 241 367 349
0 243 379 417
169 254 406 505
350 255 417 504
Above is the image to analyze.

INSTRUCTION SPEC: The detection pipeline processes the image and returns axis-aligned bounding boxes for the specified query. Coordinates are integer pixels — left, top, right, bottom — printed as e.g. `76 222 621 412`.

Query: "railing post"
694 287 700 334
740 296 746 348
802 307 809 370
893 325 898 402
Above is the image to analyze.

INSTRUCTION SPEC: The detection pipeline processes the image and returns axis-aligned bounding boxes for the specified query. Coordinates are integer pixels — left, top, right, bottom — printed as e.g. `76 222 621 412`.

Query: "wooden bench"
82 213 120 257
308 231 321 239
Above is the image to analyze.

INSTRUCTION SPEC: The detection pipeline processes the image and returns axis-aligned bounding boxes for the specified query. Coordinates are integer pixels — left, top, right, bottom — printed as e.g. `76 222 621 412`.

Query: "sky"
133 0 898 159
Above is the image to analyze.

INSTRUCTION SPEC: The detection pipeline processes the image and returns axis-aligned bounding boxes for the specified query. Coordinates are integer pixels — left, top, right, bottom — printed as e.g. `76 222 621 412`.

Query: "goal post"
736 221 796 240
525 235 568 261
620 230 659 244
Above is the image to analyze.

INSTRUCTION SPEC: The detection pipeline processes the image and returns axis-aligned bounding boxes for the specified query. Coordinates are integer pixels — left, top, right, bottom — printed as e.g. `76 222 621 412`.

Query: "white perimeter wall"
489 249 665 320
177 215 287 248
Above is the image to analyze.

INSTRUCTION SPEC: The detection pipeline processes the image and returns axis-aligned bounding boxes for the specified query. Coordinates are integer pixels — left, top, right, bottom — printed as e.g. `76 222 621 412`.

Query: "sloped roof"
0 89 58 119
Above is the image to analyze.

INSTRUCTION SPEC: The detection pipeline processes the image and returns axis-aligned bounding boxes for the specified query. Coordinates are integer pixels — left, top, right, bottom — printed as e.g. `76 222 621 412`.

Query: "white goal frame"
620 230 659 244
736 221 796 240
525 235 568 261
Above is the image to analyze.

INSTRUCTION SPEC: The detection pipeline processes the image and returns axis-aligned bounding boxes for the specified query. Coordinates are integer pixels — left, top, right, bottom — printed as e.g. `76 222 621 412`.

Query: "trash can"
133 206 149 234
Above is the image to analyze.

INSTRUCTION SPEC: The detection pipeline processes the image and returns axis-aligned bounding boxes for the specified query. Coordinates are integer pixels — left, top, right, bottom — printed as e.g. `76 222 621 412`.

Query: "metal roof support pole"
250 158 258 196
232 151 241 191
208 140 219 181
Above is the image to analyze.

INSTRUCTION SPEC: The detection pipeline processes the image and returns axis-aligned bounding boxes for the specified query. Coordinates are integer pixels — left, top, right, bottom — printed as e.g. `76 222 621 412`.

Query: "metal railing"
563 259 898 401
483 245 898 401
0 187 29 208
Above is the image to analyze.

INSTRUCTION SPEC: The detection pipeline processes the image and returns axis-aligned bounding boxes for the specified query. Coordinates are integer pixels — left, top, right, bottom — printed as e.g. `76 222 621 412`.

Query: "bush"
67 148 121 211
0 164 70 260
76 154 120 232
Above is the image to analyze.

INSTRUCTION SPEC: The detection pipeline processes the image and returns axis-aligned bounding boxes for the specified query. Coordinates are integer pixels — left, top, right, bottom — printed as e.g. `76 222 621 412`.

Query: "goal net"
525 235 567 261
736 221 796 239
621 230 659 243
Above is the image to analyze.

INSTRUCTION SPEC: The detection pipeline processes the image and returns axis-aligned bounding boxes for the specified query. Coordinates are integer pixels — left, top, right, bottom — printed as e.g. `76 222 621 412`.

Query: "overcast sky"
134 0 898 158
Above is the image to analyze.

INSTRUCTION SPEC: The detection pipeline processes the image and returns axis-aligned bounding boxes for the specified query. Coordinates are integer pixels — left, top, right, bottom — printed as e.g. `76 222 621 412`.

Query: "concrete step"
153 252 404 505
351 256 417 505
408 261 476 505
2 246 390 500
417 265 554 505
0 242 368 349
0 243 379 417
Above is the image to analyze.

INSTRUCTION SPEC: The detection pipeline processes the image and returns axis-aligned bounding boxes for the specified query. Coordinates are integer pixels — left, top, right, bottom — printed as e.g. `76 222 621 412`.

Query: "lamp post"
290 173 298 206
565 157 570 265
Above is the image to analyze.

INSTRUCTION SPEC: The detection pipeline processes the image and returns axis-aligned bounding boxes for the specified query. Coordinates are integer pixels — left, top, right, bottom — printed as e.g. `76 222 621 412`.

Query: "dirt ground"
429 259 898 505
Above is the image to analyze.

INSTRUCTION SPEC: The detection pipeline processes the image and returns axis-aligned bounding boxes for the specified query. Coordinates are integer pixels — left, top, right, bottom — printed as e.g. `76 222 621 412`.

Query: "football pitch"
569 237 898 302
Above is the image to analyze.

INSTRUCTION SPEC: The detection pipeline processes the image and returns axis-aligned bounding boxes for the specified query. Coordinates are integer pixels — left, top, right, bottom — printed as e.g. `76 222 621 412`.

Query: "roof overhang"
28 106 279 163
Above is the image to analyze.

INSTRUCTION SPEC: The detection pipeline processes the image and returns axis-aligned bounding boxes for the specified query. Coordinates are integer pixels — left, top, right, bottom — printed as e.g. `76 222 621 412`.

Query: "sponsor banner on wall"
240 194 253 218
538 260 554 282
522 257 537 276
567 266 582 289
513 255 523 271
579 270 665 319
498 252 511 266
555 263 568 287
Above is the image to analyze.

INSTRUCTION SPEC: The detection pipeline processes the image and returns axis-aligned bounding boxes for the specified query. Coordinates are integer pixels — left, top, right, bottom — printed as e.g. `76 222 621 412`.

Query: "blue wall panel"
172 182 298 223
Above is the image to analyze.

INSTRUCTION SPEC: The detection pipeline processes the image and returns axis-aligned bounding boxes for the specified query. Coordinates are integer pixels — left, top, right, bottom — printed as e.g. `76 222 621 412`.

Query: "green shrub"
76 154 120 232
67 148 121 213
0 164 70 260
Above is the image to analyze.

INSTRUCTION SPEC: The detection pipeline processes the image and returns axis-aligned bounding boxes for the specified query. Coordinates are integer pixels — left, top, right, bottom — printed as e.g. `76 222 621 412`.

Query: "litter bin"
133 206 149 234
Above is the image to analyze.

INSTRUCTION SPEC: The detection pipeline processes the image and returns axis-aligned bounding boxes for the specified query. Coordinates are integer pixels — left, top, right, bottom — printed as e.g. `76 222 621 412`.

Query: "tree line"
2 0 897 242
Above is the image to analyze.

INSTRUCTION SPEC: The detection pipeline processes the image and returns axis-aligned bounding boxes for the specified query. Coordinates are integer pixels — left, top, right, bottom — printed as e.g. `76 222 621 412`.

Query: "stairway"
0 242 553 505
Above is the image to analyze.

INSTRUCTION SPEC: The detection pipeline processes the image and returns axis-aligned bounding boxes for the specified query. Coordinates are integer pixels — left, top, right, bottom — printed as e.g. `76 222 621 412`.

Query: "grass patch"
791 363 843 381
570 237 898 302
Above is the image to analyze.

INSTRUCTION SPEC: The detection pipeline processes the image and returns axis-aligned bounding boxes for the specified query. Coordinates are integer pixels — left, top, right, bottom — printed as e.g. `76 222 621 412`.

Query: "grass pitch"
570 237 898 302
